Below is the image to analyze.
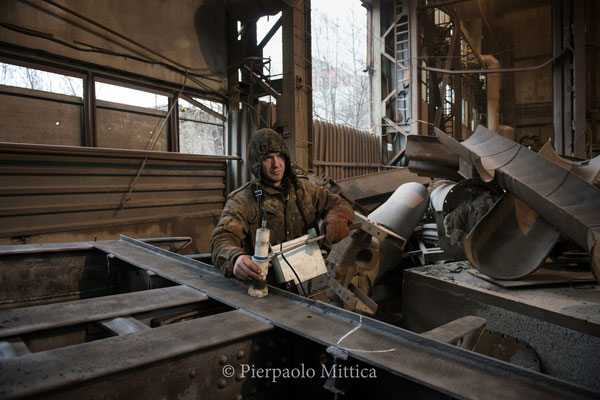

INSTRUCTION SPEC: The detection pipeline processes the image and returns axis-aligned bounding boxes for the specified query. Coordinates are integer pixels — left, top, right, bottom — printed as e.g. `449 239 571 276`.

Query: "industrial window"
311 1 370 130
95 81 168 110
1 60 226 154
434 9 450 27
444 85 454 115
178 97 225 155
421 67 429 103
94 80 170 151
0 62 83 146
0 62 83 97
257 13 282 78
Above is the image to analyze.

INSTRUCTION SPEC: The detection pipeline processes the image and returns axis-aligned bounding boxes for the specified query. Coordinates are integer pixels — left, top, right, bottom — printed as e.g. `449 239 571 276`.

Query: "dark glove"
324 206 354 245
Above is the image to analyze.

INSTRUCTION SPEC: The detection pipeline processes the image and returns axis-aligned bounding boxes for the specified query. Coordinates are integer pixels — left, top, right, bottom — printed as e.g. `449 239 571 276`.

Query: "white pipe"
481 55 500 134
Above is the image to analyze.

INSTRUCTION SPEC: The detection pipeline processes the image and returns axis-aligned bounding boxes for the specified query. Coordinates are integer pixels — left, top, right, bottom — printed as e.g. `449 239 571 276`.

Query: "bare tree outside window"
311 1 369 130
179 98 225 155
0 62 82 97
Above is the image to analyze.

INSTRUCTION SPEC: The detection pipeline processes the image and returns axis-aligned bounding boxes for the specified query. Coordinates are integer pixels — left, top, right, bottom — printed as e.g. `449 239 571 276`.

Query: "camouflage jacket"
210 176 353 277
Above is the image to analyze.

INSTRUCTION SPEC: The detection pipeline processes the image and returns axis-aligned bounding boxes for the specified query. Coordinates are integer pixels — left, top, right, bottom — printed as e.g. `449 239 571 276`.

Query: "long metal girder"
71 236 599 400
0 310 272 399
0 285 208 338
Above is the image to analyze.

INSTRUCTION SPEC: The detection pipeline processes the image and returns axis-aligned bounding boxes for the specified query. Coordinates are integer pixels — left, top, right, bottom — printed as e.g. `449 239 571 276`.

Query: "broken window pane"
178 98 224 155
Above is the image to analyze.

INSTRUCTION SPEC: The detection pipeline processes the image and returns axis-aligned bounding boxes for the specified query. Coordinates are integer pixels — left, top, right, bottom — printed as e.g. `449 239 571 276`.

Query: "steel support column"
281 0 311 169
83 72 96 147
572 0 586 158
368 0 385 161
552 0 573 155
409 0 419 136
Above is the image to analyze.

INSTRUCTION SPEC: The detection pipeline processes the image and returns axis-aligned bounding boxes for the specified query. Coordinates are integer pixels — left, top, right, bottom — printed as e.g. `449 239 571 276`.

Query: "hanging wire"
267 225 309 298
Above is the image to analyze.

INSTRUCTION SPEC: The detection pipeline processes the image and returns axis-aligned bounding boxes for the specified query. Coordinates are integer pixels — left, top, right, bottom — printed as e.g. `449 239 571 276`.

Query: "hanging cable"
280 252 308 297
268 227 309 298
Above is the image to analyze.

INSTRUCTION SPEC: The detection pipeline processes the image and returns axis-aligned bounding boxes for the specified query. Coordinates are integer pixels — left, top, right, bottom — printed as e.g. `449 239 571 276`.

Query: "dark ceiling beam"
418 0 472 10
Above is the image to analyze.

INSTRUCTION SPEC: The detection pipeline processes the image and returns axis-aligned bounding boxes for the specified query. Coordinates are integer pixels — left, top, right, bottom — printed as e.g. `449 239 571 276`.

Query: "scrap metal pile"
344 125 599 279
431 125 600 282
322 124 600 320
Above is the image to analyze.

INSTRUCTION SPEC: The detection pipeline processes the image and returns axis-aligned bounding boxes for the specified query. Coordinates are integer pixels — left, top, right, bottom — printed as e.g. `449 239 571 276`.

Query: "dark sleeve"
210 192 256 277
303 179 354 221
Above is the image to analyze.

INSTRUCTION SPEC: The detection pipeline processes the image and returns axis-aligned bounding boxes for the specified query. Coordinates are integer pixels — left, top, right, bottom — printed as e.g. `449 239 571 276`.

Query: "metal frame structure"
0 54 227 152
370 0 419 166
1 236 597 399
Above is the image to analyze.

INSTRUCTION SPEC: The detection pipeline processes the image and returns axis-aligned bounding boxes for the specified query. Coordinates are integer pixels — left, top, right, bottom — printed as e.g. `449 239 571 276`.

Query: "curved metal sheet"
436 125 600 281
538 142 600 188
436 126 600 246
464 193 561 279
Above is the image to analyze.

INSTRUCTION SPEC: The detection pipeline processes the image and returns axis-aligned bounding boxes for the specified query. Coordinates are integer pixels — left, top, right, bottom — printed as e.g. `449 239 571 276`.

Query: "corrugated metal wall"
312 120 382 180
0 143 236 249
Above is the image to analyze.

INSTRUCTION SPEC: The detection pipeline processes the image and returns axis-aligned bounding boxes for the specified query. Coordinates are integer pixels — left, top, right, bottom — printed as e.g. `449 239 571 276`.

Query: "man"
211 128 354 281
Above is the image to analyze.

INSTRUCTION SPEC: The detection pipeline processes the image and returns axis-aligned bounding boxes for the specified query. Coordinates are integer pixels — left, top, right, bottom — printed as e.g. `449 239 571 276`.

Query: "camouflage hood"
248 128 296 184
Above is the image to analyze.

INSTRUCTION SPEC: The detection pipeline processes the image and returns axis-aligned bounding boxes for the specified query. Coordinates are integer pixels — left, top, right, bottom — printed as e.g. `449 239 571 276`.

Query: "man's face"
261 152 285 186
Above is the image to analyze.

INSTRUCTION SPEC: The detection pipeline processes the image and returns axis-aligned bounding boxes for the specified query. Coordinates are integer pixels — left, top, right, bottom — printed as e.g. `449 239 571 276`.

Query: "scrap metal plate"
464 193 561 280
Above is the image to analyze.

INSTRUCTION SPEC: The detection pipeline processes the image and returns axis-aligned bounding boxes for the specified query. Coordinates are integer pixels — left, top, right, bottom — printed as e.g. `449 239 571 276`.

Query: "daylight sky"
258 0 367 77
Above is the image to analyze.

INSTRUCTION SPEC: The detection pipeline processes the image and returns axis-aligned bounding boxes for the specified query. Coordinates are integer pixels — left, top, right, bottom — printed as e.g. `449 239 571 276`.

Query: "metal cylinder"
249 228 270 297
368 182 430 280
429 181 456 212
368 182 430 239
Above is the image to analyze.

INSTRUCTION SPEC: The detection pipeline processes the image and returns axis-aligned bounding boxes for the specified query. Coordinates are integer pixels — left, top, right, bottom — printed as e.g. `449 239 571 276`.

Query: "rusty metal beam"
180 94 226 122
0 285 207 338
82 236 598 400
421 315 486 349
383 116 409 136
387 148 406 166
335 167 430 209
0 310 273 399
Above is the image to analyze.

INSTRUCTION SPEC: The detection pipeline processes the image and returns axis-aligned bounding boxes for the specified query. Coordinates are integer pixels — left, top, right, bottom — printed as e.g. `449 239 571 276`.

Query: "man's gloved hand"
233 255 264 280
324 206 354 245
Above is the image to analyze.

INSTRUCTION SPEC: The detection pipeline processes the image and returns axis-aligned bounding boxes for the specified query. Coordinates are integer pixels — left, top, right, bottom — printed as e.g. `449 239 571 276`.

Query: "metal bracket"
354 212 406 249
